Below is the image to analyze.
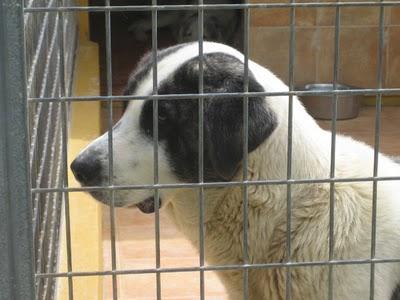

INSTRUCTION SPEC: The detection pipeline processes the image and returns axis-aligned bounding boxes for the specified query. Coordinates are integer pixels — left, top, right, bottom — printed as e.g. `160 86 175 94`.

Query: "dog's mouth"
136 196 162 214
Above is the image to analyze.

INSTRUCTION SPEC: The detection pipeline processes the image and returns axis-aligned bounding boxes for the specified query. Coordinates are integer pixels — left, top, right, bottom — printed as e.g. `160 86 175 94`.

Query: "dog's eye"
157 107 168 124
158 113 167 123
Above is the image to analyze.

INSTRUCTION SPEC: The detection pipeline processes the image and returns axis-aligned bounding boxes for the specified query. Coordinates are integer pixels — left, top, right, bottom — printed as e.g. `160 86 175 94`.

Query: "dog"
128 0 243 49
71 42 400 299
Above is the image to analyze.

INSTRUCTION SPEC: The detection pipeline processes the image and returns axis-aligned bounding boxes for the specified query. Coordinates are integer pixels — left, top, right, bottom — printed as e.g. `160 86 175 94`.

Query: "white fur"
77 42 400 299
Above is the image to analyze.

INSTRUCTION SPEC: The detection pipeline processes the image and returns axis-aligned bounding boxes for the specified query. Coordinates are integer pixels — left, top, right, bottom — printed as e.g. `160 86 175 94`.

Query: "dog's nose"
70 156 102 185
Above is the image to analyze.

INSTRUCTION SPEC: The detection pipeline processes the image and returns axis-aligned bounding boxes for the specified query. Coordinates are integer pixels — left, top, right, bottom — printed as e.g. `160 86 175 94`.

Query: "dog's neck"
246 97 332 202
165 98 332 253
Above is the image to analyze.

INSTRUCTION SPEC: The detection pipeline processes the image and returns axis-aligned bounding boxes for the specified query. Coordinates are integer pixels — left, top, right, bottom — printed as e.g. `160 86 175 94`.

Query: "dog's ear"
173 53 277 181
204 78 277 181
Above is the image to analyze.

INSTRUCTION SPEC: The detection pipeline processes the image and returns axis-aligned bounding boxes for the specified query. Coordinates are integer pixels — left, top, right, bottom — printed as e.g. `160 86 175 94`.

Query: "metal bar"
40 108 63 300
23 2 400 13
242 2 250 299
286 0 296 298
197 1 205 300
34 105 61 298
328 2 341 299
31 175 400 194
150 1 162 299
27 2 60 191
34 103 60 300
26 0 56 96
27 87 400 103
36 53 63 300
369 2 385 299
58 0 74 295
35 257 400 279
0 1 35 299
31 17 60 236
104 0 118 298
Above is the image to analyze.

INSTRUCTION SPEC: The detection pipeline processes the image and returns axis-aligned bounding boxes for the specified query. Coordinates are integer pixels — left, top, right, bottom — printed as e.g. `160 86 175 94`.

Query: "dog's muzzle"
71 154 162 213
70 155 103 186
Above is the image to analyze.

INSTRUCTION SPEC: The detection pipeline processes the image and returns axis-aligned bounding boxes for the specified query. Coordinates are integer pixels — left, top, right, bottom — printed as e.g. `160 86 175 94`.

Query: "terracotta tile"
316 27 335 82
250 0 289 3
294 28 318 86
251 8 290 27
160 257 199 268
317 7 335 26
251 7 316 27
251 27 318 86
297 7 318 27
160 239 199 257
341 6 380 26
318 5 392 26
120 274 157 299
315 26 389 88
116 225 155 241
251 27 290 83
391 7 400 25
161 272 201 298
318 106 400 157
340 27 385 87
386 27 400 88
106 271 227 300
117 241 156 260
103 204 228 298
103 275 115 300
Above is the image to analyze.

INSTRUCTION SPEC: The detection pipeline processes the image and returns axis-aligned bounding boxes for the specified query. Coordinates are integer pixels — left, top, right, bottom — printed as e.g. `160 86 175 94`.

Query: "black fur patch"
391 284 400 300
123 43 188 97
134 52 277 182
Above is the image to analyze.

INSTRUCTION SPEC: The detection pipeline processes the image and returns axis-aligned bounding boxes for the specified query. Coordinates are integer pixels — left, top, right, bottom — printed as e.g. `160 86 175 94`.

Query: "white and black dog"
71 42 400 299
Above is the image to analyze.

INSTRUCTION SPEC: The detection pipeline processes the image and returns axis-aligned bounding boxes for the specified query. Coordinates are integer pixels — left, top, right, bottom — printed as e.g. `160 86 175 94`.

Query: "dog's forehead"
124 42 245 97
121 42 248 121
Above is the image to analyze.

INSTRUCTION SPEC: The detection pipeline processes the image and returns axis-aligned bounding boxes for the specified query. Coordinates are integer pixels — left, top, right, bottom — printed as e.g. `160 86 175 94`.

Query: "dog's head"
70 42 277 212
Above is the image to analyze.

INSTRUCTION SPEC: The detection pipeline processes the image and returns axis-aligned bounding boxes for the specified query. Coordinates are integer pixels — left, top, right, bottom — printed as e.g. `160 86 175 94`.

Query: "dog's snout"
70 155 102 185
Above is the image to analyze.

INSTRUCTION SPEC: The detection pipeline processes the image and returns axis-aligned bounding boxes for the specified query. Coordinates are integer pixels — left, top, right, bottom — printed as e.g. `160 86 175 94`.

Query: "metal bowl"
300 83 361 120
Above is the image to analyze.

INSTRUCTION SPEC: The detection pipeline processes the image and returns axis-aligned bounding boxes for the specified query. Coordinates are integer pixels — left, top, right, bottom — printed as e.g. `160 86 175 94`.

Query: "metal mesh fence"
24 0 77 299
0 0 399 299
29 2 400 300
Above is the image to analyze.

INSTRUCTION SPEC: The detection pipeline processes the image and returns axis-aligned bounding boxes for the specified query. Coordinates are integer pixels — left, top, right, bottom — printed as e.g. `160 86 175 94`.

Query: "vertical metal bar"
31 12 60 238
242 2 250 299
105 0 118 299
0 1 35 299
151 1 161 299
369 2 385 299
328 2 341 299
57 0 74 298
197 1 205 300
286 0 296 299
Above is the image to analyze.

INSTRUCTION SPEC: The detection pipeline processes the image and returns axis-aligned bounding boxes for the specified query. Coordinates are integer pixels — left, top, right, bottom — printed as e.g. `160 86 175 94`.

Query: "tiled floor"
103 209 229 300
318 106 400 157
103 106 400 299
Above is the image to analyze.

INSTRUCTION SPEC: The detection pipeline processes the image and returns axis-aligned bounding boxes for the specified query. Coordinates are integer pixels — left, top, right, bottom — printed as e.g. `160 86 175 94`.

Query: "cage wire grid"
0 0 397 299
24 0 77 299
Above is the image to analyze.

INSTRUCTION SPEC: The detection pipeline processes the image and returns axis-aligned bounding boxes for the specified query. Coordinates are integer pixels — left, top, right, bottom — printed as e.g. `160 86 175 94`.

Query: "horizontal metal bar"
35 257 400 279
31 175 400 194
23 1 400 13
27 88 400 103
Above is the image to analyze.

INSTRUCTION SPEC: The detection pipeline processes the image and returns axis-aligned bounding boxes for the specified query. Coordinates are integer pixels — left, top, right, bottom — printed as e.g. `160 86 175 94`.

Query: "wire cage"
1 0 77 299
1 0 400 299
25 0 77 299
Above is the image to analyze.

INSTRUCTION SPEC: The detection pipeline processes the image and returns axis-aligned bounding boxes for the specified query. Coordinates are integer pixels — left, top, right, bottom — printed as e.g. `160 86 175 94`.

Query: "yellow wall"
57 5 103 299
